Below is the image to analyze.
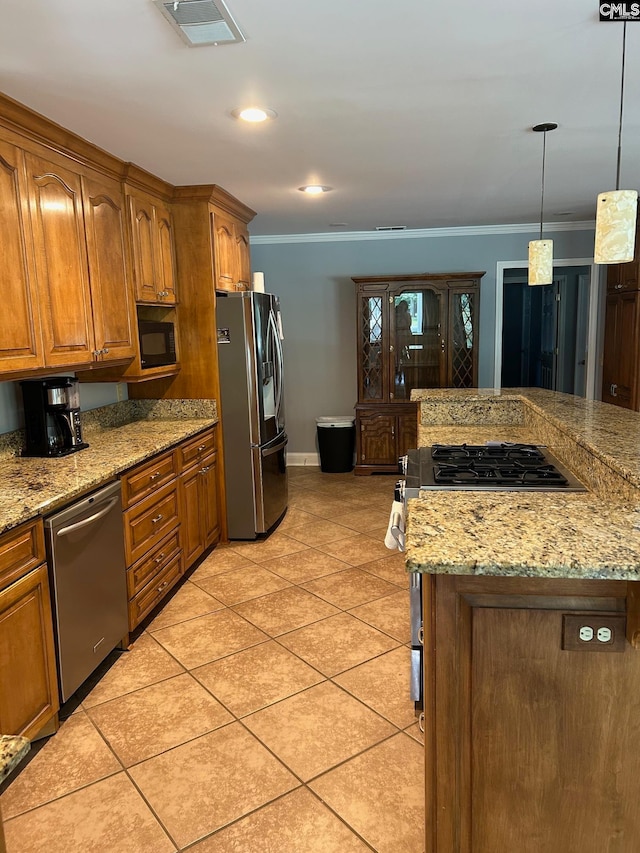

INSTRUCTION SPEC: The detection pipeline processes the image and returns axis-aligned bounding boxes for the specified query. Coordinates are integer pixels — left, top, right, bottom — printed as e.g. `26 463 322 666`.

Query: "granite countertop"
405 388 640 580
0 400 218 536
0 736 29 784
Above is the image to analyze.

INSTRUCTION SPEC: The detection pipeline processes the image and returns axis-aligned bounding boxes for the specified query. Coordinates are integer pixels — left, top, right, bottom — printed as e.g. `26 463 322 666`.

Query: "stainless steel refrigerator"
216 291 288 539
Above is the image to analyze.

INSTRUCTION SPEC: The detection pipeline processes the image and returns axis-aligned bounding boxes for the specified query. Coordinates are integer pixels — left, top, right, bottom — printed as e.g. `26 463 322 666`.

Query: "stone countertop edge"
0 735 29 784
411 387 640 491
0 416 218 536
406 388 640 581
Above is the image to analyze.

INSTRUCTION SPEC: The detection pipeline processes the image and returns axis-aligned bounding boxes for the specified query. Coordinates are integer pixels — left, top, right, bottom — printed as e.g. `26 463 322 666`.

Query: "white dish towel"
384 500 405 551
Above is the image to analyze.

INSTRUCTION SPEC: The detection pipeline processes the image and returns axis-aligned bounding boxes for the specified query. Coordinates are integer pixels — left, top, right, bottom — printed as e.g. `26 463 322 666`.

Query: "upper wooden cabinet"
127 189 178 305
81 172 137 363
211 203 253 293
24 152 95 368
0 139 43 373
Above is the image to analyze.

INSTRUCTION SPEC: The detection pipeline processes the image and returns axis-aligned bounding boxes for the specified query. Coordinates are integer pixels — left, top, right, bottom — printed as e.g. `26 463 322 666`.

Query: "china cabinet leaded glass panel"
360 295 384 400
392 289 442 400
449 290 476 388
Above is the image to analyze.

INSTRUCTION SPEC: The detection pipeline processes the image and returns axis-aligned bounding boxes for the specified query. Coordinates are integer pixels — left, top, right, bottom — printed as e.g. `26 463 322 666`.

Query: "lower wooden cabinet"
355 404 418 474
423 573 640 852
0 519 59 738
120 427 220 630
178 430 220 567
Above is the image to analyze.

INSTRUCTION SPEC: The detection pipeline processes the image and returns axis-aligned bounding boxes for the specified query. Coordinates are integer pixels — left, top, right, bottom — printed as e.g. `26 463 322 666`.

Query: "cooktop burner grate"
401 443 587 495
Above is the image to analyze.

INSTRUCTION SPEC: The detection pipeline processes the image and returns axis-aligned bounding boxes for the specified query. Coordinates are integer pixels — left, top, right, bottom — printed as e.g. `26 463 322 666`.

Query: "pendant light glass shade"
528 122 557 287
528 239 554 286
594 189 638 263
594 22 638 264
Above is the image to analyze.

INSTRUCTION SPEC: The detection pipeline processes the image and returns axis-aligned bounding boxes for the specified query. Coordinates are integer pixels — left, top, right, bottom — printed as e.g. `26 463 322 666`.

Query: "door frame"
493 258 603 400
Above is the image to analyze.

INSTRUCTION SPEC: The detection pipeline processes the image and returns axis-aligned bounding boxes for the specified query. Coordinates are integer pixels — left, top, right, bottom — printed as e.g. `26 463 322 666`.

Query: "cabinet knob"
615 284 623 290
611 383 618 397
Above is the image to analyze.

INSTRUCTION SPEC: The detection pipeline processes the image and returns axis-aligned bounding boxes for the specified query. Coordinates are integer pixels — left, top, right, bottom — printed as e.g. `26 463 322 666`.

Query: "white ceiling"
0 1 637 236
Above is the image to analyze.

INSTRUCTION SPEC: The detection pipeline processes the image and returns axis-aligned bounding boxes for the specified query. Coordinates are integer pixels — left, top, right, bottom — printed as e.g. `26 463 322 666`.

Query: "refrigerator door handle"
261 434 288 458
268 311 284 426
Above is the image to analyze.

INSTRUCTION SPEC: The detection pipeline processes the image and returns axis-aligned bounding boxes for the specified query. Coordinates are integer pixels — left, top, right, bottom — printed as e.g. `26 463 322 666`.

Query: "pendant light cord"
616 21 627 191
539 130 547 242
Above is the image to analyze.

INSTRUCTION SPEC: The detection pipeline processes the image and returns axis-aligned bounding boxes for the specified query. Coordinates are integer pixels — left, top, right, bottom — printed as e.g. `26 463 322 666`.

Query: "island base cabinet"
423 574 640 853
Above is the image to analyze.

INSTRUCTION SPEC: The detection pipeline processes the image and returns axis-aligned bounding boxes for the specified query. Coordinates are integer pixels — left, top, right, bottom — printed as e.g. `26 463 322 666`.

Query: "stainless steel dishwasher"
45 480 128 702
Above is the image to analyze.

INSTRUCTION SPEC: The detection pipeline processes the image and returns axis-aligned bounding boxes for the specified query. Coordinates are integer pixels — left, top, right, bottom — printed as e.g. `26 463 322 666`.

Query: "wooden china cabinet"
353 272 483 473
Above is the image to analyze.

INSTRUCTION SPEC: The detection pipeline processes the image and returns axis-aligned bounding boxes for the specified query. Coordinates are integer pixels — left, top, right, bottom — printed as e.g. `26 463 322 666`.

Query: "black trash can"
316 417 356 473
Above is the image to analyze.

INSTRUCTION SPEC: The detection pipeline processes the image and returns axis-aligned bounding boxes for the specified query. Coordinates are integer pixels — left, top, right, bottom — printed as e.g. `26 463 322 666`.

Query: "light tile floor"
2 467 425 852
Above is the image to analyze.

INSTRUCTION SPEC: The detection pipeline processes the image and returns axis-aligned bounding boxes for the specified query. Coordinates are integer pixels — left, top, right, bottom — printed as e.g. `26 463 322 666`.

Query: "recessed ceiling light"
231 107 277 122
298 185 332 195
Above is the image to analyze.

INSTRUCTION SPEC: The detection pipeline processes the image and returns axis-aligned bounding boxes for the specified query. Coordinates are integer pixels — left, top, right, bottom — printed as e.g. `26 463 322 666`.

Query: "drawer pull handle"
200 466 210 474
157 580 169 592
149 472 161 481
198 444 206 451
151 514 163 524
154 552 166 564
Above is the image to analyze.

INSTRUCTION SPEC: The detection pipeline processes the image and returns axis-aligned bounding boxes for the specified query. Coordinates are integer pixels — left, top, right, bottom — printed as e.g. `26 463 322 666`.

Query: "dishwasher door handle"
56 497 121 537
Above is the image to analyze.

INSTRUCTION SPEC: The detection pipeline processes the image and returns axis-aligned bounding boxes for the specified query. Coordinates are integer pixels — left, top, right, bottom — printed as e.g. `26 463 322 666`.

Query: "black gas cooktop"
401 443 587 496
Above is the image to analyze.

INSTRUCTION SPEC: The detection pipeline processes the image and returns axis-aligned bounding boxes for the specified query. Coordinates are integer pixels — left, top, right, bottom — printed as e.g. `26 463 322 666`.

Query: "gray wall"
252 227 596 454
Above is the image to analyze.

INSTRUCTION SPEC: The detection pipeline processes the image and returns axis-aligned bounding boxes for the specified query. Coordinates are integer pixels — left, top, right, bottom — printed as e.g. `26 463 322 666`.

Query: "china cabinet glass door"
391 288 443 399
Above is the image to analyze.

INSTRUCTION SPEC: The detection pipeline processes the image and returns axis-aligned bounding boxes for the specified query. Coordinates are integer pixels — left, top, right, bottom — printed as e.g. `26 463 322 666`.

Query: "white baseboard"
287 452 320 467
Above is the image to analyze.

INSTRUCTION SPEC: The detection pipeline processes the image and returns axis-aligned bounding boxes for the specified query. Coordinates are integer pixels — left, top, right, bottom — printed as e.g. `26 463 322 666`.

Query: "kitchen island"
407 388 640 853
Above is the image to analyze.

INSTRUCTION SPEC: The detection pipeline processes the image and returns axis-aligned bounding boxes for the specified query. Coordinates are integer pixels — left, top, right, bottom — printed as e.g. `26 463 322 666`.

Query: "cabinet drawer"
0 519 46 591
121 450 177 508
126 529 181 599
178 428 216 471
123 481 180 566
128 551 182 630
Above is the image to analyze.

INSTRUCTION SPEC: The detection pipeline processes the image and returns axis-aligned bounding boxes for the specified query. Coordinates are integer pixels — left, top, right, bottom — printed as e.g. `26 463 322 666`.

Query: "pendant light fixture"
528 122 557 286
594 21 638 264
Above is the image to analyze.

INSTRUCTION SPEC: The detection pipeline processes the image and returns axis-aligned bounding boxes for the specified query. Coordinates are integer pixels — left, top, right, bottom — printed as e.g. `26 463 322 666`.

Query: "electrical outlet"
562 614 626 652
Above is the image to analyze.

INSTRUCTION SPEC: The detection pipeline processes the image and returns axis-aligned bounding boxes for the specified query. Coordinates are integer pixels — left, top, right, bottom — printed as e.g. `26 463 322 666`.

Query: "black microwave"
138 320 177 369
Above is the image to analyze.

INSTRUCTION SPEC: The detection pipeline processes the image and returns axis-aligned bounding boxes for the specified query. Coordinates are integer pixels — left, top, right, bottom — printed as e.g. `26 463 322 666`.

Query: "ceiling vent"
375 225 407 232
153 0 245 47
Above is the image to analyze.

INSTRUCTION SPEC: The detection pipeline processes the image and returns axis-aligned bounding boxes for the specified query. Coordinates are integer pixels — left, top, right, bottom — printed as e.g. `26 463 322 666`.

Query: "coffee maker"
21 377 89 457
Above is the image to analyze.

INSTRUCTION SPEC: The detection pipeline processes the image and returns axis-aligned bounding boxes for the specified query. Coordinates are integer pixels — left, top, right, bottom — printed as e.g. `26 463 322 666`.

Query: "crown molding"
250 220 596 246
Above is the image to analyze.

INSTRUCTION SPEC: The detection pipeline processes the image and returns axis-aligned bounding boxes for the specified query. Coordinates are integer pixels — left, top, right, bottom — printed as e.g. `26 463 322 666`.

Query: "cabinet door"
358 414 396 466
602 291 640 409
155 202 178 303
390 287 445 399
212 212 237 291
129 194 158 302
357 290 388 402
447 286 478 387
397 411 418 457
200 452 220 549
179 464 204 567
82 173 136 362
25 153 94 367
0 564 59 738
0 140 43 372
235 224 251 291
